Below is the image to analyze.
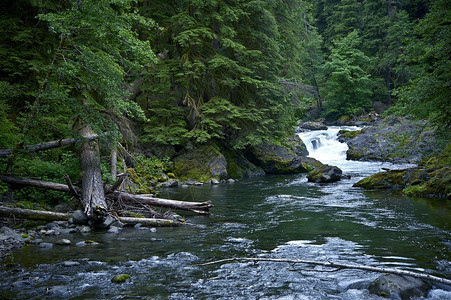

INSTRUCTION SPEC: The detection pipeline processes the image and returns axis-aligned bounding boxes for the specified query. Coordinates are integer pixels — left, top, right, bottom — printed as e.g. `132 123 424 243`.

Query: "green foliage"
393 0 451 132
134 155 171 178
322 31 373 119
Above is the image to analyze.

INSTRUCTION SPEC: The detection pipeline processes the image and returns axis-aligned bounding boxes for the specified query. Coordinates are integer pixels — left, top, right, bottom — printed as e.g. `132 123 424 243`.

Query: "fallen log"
0 206 71 221
0 175 212 214
0 206 183 227
0 134 100 158
199 257 451 286
111 192 212 215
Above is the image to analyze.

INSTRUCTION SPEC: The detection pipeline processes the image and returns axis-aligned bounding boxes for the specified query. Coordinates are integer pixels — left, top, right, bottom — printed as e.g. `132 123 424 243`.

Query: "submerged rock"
62 261 80 267
111 274 131 283
368 274 431 299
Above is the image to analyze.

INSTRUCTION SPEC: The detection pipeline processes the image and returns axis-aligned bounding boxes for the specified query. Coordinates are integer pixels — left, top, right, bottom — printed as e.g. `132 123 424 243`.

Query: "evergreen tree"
322 30 373 119
395 0 451 130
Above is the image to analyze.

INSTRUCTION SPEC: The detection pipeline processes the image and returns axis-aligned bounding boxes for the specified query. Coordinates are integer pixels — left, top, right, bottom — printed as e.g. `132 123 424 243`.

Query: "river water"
1 127 450 299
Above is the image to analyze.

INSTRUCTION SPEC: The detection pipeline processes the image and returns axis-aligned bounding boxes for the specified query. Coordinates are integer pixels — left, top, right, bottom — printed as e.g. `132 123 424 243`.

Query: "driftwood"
0 175 212 214
0 134 100 158
0 206 183 227
111 192 212 215
381 167 411 172
199 257 451 286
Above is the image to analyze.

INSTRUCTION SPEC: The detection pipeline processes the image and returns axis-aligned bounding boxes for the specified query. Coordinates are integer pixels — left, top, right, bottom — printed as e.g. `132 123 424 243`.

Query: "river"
1 127 450 299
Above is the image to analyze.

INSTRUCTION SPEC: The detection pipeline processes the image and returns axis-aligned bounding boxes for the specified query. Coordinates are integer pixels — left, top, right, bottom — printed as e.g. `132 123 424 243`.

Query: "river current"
1 127 450 299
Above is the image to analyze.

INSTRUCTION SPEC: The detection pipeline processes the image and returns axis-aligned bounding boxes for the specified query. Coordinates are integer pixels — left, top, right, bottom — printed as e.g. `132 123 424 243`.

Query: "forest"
0 0 449 215
0 1 450 298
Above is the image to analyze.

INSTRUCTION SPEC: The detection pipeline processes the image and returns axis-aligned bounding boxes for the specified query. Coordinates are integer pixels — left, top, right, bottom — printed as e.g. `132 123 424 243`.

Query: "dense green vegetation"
0 0 449 203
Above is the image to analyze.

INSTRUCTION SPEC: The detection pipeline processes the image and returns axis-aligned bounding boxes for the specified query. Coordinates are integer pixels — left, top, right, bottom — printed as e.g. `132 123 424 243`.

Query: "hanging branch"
64 174 82 201
198 257 451 286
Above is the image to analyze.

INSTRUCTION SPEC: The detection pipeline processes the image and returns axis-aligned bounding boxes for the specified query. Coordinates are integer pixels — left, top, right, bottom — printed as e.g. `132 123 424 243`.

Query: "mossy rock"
223 149 264 178
111 274 131 283
338 129 362 140
173 143 227 181
354 170 407 189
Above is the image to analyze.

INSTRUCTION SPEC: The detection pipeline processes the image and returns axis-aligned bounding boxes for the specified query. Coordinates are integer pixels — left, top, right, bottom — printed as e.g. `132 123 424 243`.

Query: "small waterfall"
298 126 360 163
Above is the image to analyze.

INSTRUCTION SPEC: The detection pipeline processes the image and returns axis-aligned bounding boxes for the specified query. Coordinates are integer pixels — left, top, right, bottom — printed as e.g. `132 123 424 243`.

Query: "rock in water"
307 165 342 183
369 274 431 299
111 274 131 283
296 121 328 131
72 210 89 225
55 239 72 246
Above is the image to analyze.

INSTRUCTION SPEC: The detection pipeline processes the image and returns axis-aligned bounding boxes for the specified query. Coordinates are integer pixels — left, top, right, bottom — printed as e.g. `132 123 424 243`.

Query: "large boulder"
173 143 228 181
246 137 339 179
307 164 342 183
345 116 436 164
368 274 431 299
296 121 328 132
224 150 265 178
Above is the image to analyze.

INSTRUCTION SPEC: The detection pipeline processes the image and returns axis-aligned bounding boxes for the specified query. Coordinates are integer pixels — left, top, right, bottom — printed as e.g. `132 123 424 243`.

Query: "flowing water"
1 127 450 299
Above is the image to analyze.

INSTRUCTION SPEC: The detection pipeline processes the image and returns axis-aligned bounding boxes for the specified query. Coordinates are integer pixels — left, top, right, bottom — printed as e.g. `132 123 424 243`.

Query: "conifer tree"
322 30 373 119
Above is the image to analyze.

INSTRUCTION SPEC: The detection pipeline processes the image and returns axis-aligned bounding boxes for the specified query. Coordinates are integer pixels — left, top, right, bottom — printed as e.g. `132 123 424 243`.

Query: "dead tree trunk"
0 175 212 214
0 206 183 226
79 126 108 220
0 134 100 158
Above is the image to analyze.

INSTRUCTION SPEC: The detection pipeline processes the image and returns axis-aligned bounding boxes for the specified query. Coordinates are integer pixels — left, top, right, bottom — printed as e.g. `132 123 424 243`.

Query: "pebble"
39 243 53 249
107 226 122 234
55 239 72 246
78 226 91 234
149 228 157 233
62 261 80 267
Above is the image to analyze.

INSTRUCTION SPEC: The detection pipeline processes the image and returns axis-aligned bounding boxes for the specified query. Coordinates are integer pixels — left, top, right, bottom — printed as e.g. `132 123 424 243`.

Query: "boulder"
174 143 228 181
346 117 436 164
296 121 328 132
368 274 431 299
55 239 72 246
223 150 265 178
246 140 325 175
72 210 89 225
307 165 342 183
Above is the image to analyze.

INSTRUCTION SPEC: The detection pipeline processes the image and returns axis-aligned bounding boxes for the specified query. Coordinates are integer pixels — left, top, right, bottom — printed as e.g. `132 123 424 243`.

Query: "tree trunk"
0 175 212 214
0 134 100 158
111 147 117 181
79 126 108 219
111 191 212 214
0 206 183 226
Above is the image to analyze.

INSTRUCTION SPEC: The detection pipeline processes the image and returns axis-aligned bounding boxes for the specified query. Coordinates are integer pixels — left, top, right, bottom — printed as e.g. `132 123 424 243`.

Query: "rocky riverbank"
336 116 449 199
339 116 436 164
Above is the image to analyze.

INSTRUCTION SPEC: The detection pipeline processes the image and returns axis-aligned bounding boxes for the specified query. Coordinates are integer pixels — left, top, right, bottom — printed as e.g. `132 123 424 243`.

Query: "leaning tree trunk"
79 126 108 221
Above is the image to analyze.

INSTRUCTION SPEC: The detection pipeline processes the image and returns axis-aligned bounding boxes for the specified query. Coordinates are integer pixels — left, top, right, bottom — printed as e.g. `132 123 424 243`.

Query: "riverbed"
1 128 450 299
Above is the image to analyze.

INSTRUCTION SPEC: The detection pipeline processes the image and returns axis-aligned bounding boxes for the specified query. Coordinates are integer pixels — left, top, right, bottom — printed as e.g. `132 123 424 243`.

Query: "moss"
354 171 406 189
167 172 176 179
111 274 131 283
380 292 390 297
338 129 362 139
337 115 351 123
20 233 28 238
128 212 145 218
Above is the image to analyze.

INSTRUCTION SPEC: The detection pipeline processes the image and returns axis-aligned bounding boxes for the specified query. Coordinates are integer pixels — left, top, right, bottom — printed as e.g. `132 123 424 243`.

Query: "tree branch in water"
198 257 451 286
